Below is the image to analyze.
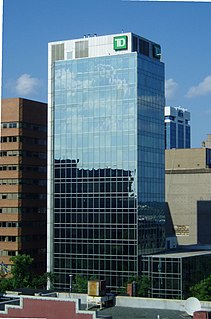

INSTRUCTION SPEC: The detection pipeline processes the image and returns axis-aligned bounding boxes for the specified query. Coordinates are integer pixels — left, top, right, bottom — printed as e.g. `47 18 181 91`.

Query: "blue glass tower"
48 33 165 290
165 106 191 149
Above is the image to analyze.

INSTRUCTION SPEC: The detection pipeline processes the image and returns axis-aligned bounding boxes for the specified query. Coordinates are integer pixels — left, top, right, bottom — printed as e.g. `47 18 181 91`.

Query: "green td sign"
114 36 128 51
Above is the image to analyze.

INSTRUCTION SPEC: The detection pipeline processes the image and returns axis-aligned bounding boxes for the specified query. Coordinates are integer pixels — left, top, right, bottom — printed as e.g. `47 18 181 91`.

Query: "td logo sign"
114 35 128 51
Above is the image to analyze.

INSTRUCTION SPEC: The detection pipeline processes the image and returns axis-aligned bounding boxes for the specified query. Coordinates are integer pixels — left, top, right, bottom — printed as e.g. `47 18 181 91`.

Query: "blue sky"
2 0 211 147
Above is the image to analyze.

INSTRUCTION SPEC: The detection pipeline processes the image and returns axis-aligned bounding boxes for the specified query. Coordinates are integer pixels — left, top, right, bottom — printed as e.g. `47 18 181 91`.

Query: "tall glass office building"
165 106 191 149
48 33 165 290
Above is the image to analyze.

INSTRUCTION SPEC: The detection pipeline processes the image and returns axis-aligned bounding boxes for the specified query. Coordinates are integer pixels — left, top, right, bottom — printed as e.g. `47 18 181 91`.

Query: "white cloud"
165 78 178 99
12 73 40 96
57 63 130 98
186 76 211 98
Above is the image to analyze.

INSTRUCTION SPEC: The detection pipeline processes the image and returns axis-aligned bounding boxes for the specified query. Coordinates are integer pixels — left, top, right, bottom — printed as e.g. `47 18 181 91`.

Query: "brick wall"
0 296 95 319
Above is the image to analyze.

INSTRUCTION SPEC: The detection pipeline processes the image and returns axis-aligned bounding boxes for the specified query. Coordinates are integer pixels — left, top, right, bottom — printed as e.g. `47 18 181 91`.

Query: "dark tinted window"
139 39 149 56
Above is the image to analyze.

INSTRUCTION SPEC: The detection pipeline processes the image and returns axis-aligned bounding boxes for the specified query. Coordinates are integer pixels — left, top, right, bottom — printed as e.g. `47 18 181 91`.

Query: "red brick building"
0 295 106 319
0 98 47 274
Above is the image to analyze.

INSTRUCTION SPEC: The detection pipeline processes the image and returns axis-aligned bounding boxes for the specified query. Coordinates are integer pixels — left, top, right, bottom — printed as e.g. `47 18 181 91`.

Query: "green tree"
139 275 150 297
72 274 88 293
10 254 34 288
29 272 55 290
72 275 99 294
0 254 55 293
190 274 211 301
0 277 13 292
126 275 150 297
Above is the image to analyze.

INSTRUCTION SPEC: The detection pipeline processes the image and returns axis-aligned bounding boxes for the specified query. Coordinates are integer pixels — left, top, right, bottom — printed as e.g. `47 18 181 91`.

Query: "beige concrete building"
202 134 211 148
0 98 47 274
165 148 211 245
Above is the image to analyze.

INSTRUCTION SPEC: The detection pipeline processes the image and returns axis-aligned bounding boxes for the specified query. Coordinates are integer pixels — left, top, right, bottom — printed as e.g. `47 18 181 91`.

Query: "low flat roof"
99 306 187 319
145 250 211 259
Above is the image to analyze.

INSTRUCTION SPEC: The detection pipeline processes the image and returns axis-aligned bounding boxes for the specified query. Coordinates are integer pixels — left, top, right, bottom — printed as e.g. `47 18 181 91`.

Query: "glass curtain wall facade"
165 122 176 149
164 106 191 149
142 252 211 299
48 33 165 291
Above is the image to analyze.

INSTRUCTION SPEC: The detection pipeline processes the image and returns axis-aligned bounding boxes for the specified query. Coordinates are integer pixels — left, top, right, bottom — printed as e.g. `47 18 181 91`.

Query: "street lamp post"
69 274 73 296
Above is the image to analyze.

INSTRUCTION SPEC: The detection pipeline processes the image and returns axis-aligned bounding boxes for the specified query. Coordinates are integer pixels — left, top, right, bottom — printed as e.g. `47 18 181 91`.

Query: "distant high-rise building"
165 106 190 149
0 98 47 274
48 32 166 290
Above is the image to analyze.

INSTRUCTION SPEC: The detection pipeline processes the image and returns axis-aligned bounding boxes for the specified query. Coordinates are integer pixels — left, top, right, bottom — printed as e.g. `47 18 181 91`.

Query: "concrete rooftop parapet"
116 296 211 313
116 296 183 311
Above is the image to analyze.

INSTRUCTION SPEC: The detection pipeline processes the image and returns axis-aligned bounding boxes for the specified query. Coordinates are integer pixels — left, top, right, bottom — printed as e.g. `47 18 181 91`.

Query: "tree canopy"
189 274 211 301
126 275 150 297
0 254 53 293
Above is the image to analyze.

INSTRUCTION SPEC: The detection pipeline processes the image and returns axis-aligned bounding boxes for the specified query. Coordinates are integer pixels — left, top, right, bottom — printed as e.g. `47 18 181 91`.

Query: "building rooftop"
165 148 211 171
146 249 211 259
99 306 188 319
1 292 208 319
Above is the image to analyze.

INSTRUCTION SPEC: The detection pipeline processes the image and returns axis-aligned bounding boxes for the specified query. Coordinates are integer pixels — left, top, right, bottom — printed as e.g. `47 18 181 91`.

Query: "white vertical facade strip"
47 43 54 277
